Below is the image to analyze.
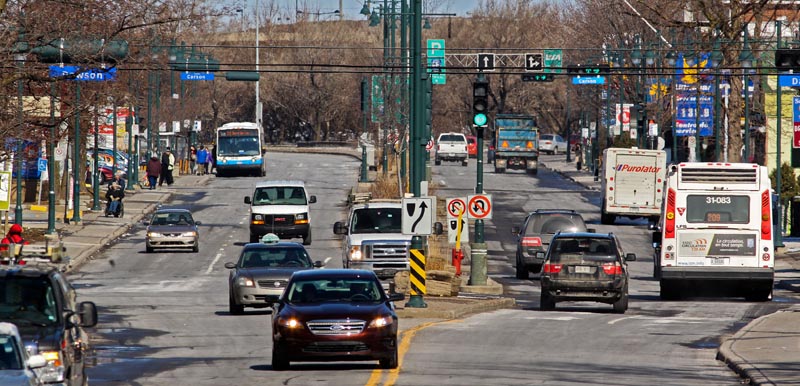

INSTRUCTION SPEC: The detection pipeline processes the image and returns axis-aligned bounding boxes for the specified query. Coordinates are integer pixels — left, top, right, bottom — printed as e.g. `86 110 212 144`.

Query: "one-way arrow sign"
525 53 544 72
477 53 495 71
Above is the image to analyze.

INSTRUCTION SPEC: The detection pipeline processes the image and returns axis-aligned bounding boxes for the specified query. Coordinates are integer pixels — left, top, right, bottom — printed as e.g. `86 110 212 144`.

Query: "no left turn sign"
467 194 492 219
446 197 467 219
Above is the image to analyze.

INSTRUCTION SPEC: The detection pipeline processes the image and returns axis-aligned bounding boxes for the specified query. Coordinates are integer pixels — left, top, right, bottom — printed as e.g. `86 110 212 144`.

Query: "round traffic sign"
468 195 492 219
447 198 466 218
425 138 434 151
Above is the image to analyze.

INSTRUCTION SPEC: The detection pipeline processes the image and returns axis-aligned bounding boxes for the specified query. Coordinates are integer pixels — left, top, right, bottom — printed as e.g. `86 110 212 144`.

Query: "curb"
716 313 777 386
396 297 515 319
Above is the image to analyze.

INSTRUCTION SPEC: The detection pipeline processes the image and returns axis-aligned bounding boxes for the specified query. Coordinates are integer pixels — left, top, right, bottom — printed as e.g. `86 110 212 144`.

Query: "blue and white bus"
214 122 266 177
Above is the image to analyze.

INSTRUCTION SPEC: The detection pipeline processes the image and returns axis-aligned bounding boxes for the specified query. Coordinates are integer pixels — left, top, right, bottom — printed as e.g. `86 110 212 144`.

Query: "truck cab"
245 180 316 245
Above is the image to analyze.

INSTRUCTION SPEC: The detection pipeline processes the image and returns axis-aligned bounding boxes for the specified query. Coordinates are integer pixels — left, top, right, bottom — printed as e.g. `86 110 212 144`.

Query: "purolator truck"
600 148 667 225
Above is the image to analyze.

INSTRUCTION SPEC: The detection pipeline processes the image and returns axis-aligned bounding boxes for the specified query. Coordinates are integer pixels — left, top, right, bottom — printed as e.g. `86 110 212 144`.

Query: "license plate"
575 266 592 274
448 153 455 157
709 258 728 265
378 269 397 277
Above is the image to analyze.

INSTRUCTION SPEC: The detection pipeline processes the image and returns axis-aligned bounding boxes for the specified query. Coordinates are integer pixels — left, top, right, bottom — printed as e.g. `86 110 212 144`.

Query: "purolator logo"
615 164 661 173
681 238 708 252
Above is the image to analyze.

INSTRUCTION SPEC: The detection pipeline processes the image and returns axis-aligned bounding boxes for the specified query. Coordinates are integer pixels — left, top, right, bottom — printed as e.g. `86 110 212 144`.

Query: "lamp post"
14 50 25 226
71 81 82 223
47 82 56 234
630 36 645 148
710 35 724 162
92 109 100 211
665 48 678 161
740 32 755 163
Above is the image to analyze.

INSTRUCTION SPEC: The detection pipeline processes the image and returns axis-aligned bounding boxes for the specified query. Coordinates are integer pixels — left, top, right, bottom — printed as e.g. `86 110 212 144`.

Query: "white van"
244 180 316 245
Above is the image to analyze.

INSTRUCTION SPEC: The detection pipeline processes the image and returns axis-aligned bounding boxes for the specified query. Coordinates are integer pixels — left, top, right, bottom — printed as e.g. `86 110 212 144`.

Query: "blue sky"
238 0 480 19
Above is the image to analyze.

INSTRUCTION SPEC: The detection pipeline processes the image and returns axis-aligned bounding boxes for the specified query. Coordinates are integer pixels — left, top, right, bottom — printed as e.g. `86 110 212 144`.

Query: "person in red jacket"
0 224 29 252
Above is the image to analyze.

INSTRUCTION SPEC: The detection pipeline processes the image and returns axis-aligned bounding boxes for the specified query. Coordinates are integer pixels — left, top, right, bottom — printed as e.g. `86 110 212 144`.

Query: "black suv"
512 209 589 279
538 232 635 313
0 265 97 385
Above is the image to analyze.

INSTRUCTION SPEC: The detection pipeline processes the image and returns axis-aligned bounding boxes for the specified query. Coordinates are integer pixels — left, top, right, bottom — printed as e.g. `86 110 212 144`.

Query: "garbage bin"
790 196 800 237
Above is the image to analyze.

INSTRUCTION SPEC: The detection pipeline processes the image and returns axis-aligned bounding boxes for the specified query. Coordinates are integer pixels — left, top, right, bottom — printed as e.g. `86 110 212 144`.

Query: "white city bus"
653 162 774 301
214 122 266 177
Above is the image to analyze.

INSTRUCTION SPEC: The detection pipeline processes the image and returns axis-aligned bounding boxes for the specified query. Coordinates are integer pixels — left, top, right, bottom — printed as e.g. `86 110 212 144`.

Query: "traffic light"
567 64 610 75
775 49 800 71
521 74 554 82
473 76 489 127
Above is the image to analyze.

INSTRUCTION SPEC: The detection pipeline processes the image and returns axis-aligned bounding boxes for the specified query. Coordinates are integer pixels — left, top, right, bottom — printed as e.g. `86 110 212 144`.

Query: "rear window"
540 134 553 141
467 137 476 144
528 214 586 234
548 237 616 263
439 134 466 142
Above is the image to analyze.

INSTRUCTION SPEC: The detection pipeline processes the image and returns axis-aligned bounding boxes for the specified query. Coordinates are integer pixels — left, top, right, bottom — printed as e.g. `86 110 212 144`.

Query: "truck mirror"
333 221 347 235
309 195 317 204
78 301 98 328
244 196 251 204
433 222 444 235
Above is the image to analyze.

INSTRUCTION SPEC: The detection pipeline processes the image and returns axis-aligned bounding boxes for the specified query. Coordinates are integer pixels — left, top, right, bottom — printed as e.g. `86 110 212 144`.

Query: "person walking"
196 145 208 175
207 145 215 175
146 156 161 190
159 148 175 186
189 145 197 175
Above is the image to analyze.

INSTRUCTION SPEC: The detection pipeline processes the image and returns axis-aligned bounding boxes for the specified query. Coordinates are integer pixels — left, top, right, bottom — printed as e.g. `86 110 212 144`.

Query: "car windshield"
351 208 402 233
252 187 306 206
0 277 58 327
529 214 586 234
238 247 312 268
549 238 617 263
0 335 23 370
286 278 383 304
150 212 195 226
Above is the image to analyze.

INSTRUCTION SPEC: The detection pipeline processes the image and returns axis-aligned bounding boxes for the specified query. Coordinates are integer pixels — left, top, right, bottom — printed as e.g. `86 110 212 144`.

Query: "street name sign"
477 53 495 71
525 53 544 72
402 197 435 235
181 72 215 81
49 66 117 81
572 76 606 85
780 75 800 88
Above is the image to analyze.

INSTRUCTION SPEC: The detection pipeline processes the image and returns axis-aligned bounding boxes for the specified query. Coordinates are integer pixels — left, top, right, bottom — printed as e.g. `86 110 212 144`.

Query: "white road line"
206 252 223 275
608 315 640 325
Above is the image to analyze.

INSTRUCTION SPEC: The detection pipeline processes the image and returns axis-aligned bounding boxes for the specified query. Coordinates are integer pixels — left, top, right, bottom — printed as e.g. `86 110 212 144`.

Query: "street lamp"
739 32 755 163
710 36 724 161
14 49 25 226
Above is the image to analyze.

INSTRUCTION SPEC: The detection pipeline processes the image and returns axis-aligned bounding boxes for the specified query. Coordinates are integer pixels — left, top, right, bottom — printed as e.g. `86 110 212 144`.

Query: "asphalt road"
72 152 800 385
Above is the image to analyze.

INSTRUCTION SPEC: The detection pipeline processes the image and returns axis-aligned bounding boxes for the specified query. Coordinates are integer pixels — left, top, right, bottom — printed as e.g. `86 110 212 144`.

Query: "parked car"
271 269 405 370
143 208 201 253
512 209 589 279
538 232 635 313
466 135 478 158
538 134 568 155
225 233 323 315
0 322 47 386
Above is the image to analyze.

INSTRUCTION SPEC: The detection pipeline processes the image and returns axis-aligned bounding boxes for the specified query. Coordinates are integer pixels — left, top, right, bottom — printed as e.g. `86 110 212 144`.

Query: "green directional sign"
371 75 385 123
544 49 563 74
427 39 446 85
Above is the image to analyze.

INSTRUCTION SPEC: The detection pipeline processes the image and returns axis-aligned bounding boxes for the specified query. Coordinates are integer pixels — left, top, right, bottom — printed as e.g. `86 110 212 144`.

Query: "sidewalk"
542 154 800 386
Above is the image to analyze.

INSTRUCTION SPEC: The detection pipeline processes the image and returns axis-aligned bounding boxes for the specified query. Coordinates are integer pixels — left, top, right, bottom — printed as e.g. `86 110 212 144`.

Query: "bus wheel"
745 285 772 302
659 280 680 301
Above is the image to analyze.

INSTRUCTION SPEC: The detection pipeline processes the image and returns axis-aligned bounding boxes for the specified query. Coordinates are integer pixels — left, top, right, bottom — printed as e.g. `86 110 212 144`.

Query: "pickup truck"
333 200 412 279
434 132 469 167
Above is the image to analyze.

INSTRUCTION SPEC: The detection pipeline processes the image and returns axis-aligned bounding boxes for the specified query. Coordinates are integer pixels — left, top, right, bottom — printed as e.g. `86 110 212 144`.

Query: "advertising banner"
678 233 756 257
674 53 715 137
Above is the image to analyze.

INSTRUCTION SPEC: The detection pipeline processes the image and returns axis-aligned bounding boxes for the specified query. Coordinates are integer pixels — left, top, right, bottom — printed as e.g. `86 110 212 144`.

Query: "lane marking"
608 315 640 325
206 253 223 275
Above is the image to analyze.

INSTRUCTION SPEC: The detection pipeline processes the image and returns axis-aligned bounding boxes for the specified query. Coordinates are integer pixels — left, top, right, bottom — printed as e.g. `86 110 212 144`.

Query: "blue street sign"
572 76 605 85
49 66 117 81
779 75 800 88
675 95 714 137
37 158 47 172
180 72 215 81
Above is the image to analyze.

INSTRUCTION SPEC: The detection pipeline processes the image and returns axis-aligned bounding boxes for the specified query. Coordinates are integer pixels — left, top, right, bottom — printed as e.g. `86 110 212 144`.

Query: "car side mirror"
433 222 444 235
142 220 150 225
625 253 636 262
387 293 405 302
244 196 251 204
194 221 202 225
27 354 47 369
652 231 662 245
587 228 596 233
313 261 324 268
78 301 98 328
333 221 347 235
224 262 236 269
511 226 520 236
309 195 317 204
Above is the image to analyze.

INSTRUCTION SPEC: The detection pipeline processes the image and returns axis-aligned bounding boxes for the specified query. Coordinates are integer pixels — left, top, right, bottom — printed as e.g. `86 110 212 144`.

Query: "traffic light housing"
521 74 554 82
473 76 489 127
775 49 800 71
567 64 610 75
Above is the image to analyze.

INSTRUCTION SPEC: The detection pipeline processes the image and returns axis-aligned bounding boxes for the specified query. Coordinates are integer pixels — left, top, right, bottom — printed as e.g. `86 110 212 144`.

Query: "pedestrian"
207 145 215 174
146 156 161 190
189 145 197 174
109 171 127 192
196 145 208 175
159 148 175 186
105 182 125 216
1 224 29 253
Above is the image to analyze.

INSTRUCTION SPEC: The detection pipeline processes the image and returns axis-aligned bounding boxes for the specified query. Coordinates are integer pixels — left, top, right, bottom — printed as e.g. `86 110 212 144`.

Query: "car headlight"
147 232 163 238
295 212 309 225
35 351 65 382
349 246 362 260
181 231 198 237
277 317 302 329
236 276 255 287
368 315 394 328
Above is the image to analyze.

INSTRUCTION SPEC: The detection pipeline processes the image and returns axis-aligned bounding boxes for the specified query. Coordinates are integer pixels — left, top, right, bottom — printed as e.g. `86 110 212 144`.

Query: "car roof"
553 232 614 239
154 208 193 214
242 241 307 250
531 209 579 215
291 269 377 280
0 322 21 337
255 180 306 188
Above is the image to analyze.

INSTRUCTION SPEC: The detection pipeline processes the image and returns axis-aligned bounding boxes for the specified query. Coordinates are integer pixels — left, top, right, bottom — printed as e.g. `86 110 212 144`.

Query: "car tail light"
521 237 541 247
664 188 676 239
761 190 771 240
543 263 562 273
602 262 623 275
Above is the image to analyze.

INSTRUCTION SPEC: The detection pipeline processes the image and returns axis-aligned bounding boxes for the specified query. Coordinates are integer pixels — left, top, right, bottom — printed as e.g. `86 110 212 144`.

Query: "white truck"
434 132 469 167
600 148 667 225
333 200 413 279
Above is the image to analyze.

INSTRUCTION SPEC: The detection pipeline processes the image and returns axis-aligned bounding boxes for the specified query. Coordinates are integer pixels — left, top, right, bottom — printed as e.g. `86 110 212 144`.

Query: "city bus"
652 162 774 301
214 122 267 177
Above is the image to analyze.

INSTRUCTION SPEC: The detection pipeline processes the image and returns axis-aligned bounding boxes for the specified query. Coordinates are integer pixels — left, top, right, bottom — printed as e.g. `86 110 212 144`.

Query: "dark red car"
271 269 404 370
466 135 478 158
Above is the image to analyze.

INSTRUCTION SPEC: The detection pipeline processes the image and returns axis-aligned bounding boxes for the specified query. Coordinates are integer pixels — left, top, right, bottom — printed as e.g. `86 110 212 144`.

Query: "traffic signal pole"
470 74 488 286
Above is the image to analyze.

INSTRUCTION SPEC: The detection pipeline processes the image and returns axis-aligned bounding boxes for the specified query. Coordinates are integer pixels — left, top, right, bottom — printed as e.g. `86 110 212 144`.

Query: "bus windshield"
218 136 261 156
686 195 750 224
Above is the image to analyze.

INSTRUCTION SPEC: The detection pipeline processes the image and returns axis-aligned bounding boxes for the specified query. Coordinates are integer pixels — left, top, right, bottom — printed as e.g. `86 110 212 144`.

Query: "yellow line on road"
365 319 461 386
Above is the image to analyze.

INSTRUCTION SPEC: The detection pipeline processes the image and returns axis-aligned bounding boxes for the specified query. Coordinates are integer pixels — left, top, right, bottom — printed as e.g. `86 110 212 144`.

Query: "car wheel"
271 342 290 370
303 230 312 246
146 245 154 253
461 159 468 167
229 293 244 315
552 147 558 155
515 256 529 280
613 287 629 314
540 291 556 311
249 233 259 243
192 244 199 253
380 345 399 369
435 158 441 166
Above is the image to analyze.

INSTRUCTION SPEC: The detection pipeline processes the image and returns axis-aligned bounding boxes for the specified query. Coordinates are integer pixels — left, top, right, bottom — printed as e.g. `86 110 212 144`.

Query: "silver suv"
511 209 589 279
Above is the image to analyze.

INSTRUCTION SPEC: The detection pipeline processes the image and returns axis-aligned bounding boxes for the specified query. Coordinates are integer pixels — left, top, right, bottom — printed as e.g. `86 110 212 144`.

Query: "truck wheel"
435 158 441 166
302 230 312 246
461 159 468 167
600 208 615 225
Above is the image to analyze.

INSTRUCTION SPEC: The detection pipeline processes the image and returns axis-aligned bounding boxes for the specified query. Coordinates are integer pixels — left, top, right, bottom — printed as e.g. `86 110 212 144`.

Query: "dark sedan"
271 269 404 370
143 209 201 253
